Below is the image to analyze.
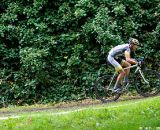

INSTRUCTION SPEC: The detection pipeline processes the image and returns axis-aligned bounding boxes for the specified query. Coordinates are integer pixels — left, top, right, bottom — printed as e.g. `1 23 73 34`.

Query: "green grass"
0 96 160 130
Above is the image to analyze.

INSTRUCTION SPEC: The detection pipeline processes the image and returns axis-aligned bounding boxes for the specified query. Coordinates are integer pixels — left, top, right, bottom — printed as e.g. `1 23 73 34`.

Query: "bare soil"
0 95 145 117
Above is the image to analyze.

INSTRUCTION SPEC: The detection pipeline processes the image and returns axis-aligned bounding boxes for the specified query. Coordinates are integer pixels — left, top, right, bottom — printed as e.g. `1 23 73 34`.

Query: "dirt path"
0 95 146 117
1 95 159 120
0 99 101 116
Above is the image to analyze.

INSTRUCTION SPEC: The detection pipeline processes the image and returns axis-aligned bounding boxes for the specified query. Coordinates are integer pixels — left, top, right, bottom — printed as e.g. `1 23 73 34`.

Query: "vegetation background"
0 0 160 106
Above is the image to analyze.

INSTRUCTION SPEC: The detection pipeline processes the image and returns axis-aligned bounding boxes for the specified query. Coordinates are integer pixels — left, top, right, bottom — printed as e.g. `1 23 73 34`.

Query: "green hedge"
0 0 159 106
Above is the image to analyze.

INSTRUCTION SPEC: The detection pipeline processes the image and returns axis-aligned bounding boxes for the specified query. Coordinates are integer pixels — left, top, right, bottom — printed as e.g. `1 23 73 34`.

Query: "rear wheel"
136 69 160 97
94 75 121 103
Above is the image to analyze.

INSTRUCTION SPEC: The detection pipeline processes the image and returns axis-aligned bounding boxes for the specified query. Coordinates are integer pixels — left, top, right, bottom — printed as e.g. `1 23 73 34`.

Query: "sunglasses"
133 43 140 46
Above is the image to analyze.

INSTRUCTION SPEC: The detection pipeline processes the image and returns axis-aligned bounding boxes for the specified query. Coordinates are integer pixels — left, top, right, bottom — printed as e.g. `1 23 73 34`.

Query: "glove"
137 57 144 66
138 61 142 66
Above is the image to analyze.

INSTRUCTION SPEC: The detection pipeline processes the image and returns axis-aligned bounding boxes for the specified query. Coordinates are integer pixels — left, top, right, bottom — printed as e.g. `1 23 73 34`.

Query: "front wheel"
136 69 160 97
94 75 121 103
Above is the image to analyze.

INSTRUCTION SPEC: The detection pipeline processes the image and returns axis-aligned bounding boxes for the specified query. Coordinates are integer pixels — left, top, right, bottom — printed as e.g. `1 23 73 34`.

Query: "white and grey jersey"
108 44 130 58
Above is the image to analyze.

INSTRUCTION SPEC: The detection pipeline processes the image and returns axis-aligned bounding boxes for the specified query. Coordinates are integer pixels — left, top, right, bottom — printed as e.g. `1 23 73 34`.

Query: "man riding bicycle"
107 38 140 93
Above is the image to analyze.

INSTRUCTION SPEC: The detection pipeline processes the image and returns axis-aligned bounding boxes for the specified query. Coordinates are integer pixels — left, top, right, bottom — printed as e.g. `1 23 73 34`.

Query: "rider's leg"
121 60 131 83
114 66 126 89
107 55 126 90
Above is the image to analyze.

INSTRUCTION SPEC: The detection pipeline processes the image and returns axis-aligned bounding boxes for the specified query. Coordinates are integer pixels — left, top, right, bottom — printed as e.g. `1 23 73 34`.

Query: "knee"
119 70 126 76
116 67 126 76
125 62 131 67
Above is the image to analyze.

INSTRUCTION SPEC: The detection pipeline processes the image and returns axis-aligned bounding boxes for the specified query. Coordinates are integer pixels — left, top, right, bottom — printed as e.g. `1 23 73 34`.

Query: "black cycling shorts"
115 56 125 64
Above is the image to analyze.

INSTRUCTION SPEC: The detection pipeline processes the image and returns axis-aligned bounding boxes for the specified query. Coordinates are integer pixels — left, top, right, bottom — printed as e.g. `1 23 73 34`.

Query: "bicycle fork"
135 67 149 84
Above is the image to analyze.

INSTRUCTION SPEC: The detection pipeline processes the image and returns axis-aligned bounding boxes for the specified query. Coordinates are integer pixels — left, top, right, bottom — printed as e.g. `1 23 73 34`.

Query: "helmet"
128 38 139 45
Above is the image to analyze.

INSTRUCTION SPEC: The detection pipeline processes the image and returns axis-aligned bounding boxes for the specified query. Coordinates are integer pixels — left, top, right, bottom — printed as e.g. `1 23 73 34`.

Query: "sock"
124 76 129 83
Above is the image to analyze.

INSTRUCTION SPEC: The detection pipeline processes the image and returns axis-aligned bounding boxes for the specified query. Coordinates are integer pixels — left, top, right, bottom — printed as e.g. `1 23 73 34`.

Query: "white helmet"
128 38 139 45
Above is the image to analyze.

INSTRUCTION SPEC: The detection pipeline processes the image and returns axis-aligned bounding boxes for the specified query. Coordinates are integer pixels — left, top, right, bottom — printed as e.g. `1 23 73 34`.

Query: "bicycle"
94 58 160 103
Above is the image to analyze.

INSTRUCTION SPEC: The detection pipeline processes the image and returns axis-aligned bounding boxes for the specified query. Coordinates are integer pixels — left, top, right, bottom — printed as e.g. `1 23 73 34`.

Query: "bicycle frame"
108 64 148 90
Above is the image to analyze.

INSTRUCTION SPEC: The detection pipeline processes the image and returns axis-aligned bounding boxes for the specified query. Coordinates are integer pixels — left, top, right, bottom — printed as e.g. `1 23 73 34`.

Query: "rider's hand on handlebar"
137 58 145 67
138 61 142 66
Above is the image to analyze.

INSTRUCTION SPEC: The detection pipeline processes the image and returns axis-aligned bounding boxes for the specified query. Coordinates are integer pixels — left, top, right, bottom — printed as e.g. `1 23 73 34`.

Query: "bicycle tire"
135 69 160 97
94 75 121 103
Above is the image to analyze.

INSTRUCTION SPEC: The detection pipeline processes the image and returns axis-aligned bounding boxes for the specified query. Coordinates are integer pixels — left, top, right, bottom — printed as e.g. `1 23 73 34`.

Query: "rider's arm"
124 51 138 64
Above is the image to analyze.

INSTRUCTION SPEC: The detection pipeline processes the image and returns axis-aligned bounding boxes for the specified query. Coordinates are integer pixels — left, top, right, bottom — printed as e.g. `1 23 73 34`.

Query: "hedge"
0 0 159 106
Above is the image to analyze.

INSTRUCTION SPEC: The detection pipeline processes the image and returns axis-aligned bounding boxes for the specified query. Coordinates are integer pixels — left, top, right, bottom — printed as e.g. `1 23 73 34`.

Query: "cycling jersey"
107 44 131 72
108 44 130 58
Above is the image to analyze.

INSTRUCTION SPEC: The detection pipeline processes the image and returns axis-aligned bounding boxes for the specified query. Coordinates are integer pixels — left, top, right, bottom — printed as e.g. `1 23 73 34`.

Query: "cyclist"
107 38 140 93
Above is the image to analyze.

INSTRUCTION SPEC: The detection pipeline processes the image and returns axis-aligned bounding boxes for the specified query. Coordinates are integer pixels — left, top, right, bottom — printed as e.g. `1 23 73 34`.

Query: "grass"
0 96 160 130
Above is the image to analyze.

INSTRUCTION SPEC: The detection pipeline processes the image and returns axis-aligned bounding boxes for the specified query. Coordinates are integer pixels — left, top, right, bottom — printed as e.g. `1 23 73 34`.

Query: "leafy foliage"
0 0 159 105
